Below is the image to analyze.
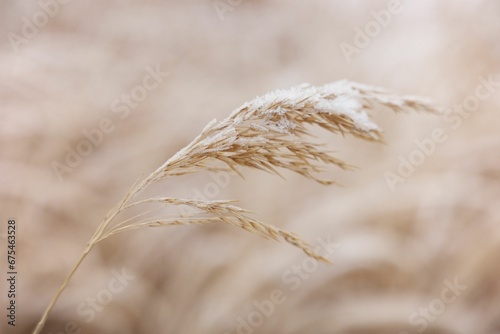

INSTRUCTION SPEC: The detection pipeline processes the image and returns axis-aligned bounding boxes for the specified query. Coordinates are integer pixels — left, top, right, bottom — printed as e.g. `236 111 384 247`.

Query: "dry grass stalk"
33 80 438 334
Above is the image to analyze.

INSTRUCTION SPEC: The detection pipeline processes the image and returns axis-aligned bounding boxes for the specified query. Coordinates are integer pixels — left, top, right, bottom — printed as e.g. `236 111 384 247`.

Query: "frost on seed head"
156 80 438 184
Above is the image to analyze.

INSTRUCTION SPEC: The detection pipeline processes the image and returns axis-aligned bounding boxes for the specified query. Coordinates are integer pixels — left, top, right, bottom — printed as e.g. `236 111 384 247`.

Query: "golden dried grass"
33 81 437 334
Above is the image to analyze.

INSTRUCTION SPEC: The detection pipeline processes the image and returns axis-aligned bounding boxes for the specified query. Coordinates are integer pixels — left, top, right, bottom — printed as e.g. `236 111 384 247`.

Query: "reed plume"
33 80 438 334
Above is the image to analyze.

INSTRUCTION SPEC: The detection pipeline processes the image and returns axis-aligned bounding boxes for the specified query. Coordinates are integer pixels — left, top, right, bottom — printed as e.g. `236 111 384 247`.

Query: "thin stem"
108 209 160 232
33 187 131 334
32 243 94 334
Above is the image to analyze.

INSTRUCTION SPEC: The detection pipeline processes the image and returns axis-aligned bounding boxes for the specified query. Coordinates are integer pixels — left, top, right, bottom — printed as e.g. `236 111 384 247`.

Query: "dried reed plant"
33 80 438 334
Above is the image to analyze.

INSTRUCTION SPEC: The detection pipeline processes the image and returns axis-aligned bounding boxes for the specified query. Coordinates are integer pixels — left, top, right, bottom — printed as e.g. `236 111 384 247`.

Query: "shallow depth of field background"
1 1 500 333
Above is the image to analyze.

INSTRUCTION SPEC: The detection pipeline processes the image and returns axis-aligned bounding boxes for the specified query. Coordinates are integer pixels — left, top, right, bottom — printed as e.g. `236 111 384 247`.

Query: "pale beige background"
1 1 500 333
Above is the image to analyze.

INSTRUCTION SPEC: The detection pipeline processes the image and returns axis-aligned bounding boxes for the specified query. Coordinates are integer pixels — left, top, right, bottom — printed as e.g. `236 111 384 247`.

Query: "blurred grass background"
1 1 500 333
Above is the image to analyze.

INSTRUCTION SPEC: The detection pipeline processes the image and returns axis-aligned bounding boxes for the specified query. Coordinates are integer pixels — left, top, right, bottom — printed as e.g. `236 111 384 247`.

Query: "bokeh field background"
1 1 500 333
